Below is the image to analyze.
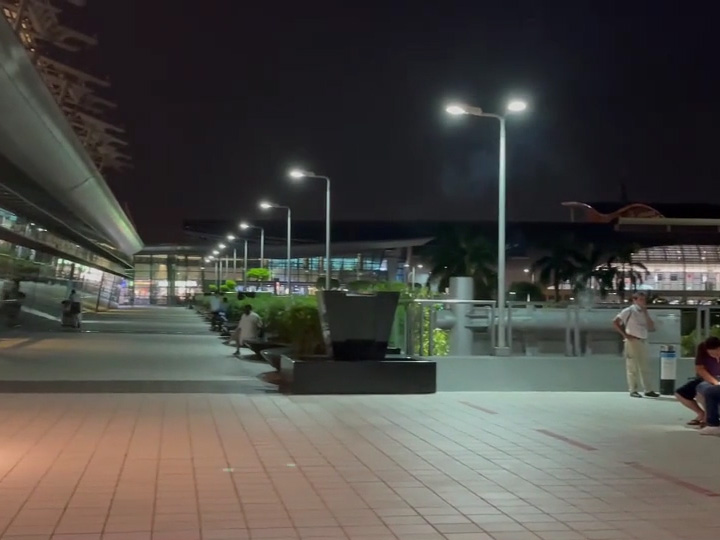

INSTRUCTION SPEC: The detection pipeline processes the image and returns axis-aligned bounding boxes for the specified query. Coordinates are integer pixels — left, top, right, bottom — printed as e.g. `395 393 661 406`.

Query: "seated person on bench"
675 336 720 427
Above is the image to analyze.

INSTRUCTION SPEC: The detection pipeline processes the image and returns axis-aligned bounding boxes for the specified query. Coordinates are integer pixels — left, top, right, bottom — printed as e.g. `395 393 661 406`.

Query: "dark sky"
68 1 717 242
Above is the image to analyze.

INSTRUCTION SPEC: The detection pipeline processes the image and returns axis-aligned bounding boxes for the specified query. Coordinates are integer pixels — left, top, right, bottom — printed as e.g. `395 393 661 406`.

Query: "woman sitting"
675 336 720 427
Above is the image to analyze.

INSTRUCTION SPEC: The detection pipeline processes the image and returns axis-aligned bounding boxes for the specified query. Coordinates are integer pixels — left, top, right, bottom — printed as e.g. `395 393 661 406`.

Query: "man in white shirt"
613 292 660 398
233 304 262 356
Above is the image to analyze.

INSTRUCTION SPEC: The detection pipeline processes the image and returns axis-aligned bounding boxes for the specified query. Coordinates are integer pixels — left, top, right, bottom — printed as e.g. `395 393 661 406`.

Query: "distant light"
507 100 528 112
226 234 235 241
404 263 410 268
208 256 215 260
239 222 250 230
523 268 530 273
212 250 219 255
445 104 467 116
218 243 226 249
417 264 424 269
289 169 306 179
259 201 272 210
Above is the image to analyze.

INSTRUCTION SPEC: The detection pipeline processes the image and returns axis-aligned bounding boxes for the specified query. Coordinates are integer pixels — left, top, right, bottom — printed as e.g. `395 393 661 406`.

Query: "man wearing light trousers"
613 292 660 398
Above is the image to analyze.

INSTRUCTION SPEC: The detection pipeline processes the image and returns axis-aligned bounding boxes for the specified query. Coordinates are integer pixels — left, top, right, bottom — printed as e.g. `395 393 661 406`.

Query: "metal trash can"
659 344 677 396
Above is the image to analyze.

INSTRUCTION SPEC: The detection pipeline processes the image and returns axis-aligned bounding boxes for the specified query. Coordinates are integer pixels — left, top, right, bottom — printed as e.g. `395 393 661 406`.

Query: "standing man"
233 304 262 356
612 292 660 398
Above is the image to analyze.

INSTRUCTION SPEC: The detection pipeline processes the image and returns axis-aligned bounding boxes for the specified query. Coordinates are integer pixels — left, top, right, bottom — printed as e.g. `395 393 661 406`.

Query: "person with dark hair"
675 336 720 427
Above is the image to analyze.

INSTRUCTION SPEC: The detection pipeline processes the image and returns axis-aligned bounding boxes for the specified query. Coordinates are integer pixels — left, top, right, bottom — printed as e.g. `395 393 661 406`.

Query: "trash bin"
659 344 677 396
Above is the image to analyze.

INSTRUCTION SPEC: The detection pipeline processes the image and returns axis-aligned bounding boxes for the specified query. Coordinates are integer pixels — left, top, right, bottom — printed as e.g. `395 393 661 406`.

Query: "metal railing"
402 298 718 357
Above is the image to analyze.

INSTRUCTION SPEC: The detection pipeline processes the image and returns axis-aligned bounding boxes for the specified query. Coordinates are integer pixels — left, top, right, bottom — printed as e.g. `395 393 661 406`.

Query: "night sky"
67 2 717 243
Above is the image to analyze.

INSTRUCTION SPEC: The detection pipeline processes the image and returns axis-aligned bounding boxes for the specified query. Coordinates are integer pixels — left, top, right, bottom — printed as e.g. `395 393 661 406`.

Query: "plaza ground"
0 309 718 539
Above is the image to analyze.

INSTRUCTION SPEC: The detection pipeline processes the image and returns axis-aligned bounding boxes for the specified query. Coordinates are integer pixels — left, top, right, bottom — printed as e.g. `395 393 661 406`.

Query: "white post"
286 209 292 295
243 239 248 290
496 117 510 356
325 177 331 290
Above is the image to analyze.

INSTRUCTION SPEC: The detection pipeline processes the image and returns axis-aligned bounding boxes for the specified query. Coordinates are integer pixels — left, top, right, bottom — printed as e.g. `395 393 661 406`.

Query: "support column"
386 248 401 282
449 276 474 356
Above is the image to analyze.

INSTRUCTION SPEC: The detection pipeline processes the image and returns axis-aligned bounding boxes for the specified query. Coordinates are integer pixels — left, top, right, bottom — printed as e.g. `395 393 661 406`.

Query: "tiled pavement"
0 392 719 540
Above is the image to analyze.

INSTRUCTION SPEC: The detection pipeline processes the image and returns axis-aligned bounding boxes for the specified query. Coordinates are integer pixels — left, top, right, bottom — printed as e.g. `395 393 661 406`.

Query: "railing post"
507 303 513 353
489 305 496 351
565 305 572 356
428 306 436 356
418 304 425 355
573 305 581 356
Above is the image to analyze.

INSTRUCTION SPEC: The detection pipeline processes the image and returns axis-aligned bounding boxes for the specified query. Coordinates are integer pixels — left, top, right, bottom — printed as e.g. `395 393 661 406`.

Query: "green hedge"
197 293 323 355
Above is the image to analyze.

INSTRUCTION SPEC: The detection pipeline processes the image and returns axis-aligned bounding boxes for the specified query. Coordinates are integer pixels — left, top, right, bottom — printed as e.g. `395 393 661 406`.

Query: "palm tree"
531 237 584 301
574 244 617 298
609 245 648 301
422 225 497 298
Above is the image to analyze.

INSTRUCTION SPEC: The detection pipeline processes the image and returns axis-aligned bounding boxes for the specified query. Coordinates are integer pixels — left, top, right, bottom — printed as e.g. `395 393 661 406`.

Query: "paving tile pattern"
0 392 718 539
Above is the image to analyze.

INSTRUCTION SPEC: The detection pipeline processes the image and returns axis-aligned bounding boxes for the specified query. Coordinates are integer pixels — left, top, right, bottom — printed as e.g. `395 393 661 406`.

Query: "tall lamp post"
226 234 249 289
240 222 266 268
260 201 292 295
211 249 221 286
446 99 527 356
289 168 331 290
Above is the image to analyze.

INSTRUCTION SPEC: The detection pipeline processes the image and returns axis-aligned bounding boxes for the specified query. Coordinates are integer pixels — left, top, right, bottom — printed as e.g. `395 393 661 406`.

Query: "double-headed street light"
445 99 528 356
240 222 266 268
259 201 292 295
289 168 332 290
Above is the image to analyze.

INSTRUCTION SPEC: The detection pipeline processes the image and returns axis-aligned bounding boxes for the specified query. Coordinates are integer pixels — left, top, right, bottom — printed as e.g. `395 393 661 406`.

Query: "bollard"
659 344 677 396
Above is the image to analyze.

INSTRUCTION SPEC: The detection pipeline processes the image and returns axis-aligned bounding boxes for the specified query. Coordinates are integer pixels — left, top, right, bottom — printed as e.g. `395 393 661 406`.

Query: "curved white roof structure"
0 16 142 261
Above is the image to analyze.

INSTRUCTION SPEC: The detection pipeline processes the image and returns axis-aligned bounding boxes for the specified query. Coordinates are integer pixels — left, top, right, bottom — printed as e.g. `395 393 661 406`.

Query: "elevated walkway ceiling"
0 18 143 257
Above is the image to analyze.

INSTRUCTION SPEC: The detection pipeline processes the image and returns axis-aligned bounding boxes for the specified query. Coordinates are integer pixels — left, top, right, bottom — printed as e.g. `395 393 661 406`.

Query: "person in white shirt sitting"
612 292 660 398
232 304 262 356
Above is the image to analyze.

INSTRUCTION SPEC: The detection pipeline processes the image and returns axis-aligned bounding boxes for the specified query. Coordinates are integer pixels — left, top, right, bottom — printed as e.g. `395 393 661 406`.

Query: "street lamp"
259 200 292 295
289 168 331 291
445 98 528 356
240 221 266 268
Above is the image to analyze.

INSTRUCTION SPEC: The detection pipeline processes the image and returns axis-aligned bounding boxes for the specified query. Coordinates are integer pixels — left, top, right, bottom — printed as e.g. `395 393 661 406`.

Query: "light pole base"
494 346 511 357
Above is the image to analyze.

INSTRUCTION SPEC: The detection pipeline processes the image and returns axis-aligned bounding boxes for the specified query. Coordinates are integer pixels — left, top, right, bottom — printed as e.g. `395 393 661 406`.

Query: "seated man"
676 336 720 427
699 384 720 436
232 304 262 356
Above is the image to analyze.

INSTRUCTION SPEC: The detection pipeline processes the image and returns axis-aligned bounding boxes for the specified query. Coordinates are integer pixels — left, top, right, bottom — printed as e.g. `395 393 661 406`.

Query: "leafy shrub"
247 267 271 281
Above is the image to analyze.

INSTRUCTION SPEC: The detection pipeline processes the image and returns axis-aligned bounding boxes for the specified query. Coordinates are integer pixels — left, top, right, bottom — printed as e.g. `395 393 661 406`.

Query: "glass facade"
131 249 400 304
131 254 205 305
0 206 130 326
633 245 720 295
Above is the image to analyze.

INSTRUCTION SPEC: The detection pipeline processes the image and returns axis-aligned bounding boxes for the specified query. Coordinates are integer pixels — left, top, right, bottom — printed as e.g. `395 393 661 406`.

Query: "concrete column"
449 276 474 356
386 248 401 282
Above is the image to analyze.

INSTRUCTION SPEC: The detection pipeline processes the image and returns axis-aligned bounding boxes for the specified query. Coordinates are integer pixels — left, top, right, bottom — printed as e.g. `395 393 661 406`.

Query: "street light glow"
507 100 528 112
239 222 250 229
212 250 219 255
288 169 306 179
259 201 273 210
218 243 226 249
226 234 235 241
445 104 467 116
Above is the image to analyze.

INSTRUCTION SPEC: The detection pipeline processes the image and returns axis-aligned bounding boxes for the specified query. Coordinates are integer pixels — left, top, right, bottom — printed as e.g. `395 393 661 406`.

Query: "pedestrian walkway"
0 307 275 394
0 392 717 540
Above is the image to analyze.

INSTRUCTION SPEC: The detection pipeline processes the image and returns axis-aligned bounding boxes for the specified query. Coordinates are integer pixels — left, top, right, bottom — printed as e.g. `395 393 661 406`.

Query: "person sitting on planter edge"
675 336 720 427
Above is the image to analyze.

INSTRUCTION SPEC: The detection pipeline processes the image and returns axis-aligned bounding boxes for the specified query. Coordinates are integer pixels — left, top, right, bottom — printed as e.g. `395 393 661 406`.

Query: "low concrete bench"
244 339 287 361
